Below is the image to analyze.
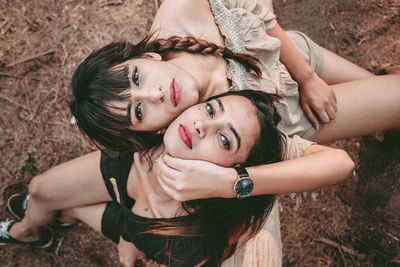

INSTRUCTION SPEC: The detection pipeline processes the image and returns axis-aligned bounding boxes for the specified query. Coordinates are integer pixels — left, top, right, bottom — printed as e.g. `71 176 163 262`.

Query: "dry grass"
0 0 399 266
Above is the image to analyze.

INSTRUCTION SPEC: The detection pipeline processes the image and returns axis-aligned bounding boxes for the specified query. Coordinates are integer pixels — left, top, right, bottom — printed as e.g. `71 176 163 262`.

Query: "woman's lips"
169 78 181 107
178 124 192 149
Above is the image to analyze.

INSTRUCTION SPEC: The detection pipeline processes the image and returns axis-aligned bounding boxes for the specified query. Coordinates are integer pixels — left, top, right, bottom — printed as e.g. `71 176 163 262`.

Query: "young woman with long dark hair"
68 0 400 204
1 0 397 265
1 90 353 266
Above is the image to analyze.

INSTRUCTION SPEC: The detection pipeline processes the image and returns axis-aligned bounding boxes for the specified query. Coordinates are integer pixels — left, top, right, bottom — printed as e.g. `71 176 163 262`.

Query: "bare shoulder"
150 0 220 41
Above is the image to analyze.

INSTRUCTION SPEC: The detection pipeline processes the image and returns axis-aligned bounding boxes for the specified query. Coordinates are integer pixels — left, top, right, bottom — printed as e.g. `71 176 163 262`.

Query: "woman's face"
108 54 200 131
164 95 260 167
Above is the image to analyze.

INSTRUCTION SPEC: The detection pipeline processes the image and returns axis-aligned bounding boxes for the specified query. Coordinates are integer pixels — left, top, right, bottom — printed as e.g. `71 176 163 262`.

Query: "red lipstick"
178 124 192 149
169 78 181 107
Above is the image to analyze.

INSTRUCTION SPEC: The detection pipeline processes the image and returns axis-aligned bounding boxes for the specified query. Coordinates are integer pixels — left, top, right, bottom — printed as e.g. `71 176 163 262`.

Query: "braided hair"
70 35 262 152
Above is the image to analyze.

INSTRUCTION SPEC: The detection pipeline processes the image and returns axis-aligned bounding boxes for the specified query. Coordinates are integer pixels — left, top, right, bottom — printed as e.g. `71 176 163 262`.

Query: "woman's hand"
266 24 337 128
155 154 236 201
118 238 146 267
299 73 337 129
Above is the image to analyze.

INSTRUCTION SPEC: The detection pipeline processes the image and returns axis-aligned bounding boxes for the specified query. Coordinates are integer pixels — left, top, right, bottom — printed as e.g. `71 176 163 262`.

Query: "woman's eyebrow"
215 98 224 112
126 102 132 122
229 123 241 152
215 98 241 151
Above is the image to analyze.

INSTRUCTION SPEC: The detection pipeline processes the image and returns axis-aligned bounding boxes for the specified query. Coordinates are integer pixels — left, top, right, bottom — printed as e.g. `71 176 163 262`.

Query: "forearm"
267 23 315 87
223 148 354 197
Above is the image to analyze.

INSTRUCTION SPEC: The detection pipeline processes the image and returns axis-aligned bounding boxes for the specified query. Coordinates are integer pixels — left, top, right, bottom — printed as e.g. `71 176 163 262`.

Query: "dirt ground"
0 0 399 266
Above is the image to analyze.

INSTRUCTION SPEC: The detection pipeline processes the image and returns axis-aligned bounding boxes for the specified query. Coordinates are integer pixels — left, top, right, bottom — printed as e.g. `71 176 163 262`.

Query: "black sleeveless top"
100 151 220 267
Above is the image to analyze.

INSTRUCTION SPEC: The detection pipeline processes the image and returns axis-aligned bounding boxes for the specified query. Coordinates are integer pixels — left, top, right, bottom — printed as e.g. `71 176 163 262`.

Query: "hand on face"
155 154 237 201
156 95 261 201
163 95 260 167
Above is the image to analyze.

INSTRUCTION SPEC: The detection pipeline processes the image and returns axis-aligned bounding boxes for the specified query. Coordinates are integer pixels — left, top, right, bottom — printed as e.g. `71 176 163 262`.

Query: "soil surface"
0 0 399 266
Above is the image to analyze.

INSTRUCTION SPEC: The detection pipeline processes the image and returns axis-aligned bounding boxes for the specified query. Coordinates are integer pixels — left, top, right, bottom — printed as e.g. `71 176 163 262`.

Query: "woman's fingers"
118 238 143 267
156 156 181 178
317 110 330 123
302 103 320 130
327 105 337 120
161 154 190 171
155 172 182 200
156 158 192 201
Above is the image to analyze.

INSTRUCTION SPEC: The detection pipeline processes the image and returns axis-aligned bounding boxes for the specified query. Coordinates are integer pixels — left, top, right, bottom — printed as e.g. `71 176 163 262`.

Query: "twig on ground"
0 72 23 79
100 0 123 8
0 19 9 30
55 237 63 256
1 19 14 35
6 49 56 67
60 44 68 67
387 232 399 241
0 93 31 111
316 237 363 258
337 246 348 267
0 72 41 81
154 0 159 10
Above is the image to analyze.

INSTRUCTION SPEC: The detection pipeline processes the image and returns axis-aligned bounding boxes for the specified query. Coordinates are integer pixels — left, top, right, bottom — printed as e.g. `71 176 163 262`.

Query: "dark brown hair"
130 90 286 266
70 36 262 152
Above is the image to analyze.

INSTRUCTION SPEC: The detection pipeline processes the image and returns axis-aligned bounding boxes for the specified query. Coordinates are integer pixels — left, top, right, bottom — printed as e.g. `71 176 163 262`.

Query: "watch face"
235 178 254 198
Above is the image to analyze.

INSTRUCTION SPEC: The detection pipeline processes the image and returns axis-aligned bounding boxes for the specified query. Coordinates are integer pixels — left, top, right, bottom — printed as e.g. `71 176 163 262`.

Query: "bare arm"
268 23 338 129
156 144 354 201
268 23 315 87
244 145 354 195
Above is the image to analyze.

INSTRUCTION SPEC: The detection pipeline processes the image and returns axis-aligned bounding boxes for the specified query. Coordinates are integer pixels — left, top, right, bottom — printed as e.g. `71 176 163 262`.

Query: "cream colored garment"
208 0 324 140
207 1 321 265
221 203 282 267
221 136 313 266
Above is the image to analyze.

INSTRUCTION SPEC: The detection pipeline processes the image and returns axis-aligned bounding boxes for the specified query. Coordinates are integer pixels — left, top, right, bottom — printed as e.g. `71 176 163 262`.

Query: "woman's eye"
132 66 140 86
219 134 231 150
135 102 143 122
206 103 215 118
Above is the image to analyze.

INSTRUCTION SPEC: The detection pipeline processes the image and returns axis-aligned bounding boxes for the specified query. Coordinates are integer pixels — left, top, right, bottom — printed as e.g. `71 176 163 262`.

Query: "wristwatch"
233 164 254 199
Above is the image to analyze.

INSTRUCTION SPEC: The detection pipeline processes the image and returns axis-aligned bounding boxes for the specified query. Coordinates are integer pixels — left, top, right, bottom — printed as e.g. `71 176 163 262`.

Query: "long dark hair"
70 36 262 152
136 90 286 266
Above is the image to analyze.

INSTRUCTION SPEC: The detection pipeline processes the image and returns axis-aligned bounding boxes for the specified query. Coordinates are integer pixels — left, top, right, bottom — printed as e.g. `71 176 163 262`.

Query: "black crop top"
100 151 220 267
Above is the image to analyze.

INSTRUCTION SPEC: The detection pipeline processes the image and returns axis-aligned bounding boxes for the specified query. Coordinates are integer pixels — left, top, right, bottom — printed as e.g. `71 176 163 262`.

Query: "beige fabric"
284 134 315 161
209 0 324 140
222 203 282 267
221 136 313 266
207 1 319 265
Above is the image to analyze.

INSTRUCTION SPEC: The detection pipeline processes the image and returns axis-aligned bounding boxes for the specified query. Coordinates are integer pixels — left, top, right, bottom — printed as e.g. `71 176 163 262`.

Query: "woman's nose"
194 120 216 138
140 87 165 103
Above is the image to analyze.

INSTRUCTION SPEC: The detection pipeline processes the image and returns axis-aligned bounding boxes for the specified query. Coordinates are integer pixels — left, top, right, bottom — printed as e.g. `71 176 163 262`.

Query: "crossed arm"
268 23 338 129
156 144 354 201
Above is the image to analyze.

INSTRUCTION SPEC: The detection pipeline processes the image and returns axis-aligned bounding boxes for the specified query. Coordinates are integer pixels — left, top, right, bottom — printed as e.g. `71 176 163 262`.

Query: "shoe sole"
0 229 54 249
7 193 24 220
36 227 54 249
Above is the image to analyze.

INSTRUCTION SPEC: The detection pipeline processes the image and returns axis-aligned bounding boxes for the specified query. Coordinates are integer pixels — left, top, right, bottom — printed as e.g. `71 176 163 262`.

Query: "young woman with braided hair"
69 0 400 154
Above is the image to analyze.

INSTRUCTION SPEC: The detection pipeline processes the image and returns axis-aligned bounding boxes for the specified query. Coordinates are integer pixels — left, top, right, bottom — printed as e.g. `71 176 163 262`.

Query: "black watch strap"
233 164 249 178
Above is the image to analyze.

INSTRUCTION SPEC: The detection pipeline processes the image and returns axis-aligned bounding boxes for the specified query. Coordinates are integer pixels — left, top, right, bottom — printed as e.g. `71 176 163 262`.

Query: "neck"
145 146 178 204
167 52 230 101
